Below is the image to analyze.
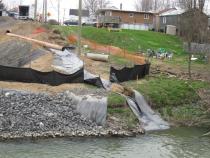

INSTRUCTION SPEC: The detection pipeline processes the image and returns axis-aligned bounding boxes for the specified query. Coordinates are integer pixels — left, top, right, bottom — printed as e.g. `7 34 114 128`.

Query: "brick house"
96 9 154 30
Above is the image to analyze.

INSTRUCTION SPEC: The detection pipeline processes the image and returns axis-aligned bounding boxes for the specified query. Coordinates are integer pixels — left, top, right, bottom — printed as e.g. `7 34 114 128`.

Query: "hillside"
54 26 184 55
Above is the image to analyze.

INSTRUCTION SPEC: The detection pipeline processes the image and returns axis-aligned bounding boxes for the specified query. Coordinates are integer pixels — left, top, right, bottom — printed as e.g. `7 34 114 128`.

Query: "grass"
108 107 139 129
125 75 210 126
160 104 205 126
107 92 139 129
127 75 210 109
109 55 133 67
107 77 210 127
52 25 210 69
52 26 184 55
108 92 126 108
49 25 210 126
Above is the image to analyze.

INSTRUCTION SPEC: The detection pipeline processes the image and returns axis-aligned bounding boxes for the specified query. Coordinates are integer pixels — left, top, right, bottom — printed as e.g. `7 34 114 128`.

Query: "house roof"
159 8 185 16
158 8 177 14
96 8 154 15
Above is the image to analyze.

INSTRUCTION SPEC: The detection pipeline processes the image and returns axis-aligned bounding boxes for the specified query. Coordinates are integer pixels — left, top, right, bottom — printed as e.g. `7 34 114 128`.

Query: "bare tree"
135 0 142 11
83 0 98 15
177 0 208 9
0 0 4 9
83 0 110 16
135 0 173 12
135 0 153 11
97 0 111 9
180 0 208 78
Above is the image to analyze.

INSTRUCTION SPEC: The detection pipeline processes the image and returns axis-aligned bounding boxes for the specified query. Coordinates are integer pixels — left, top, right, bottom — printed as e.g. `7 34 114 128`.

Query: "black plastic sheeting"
84 77 104 88
0 65 84 86
110 64 150 83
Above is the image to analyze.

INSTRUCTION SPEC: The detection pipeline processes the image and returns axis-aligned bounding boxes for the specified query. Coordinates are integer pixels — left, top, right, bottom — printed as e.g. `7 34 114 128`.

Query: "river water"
0 127 209 158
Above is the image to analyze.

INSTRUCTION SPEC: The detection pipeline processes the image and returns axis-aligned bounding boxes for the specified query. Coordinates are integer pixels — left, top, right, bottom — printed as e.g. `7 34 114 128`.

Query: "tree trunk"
188 42 192 79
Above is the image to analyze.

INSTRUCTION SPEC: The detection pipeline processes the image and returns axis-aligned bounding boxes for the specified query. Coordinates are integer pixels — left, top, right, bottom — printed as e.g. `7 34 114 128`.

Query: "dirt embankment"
68 35 146 65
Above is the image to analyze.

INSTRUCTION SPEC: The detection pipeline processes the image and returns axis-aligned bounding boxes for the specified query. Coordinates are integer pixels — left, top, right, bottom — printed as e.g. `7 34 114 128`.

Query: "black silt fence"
0 65 84 86
110 64 150 83
84 77 104 88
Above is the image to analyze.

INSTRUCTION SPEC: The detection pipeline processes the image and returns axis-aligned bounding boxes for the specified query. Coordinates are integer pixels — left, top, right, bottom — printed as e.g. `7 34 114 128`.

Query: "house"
159 8 209 37
159 8 185 34
96 9 154 31
153 8 177 31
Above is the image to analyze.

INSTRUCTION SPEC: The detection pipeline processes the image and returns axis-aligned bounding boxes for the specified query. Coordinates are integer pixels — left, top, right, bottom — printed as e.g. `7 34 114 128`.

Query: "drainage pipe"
6 30 63 50
86 53 109 62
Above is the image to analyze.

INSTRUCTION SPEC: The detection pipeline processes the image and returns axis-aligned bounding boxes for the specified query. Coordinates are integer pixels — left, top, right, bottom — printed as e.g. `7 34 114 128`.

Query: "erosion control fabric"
65 91 107 126
110 64 150 83
0 65 84 86
0 47 107 87
84 70 105 88
126 90 169 131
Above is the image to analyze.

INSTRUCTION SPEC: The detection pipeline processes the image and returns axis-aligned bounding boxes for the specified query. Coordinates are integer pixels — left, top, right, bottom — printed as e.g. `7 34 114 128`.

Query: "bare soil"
69 35 146 65
0 81 90 95
23 53 54 72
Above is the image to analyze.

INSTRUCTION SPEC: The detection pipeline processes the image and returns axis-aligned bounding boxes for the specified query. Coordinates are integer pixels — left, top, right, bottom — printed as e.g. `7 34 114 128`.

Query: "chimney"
120 3 122 10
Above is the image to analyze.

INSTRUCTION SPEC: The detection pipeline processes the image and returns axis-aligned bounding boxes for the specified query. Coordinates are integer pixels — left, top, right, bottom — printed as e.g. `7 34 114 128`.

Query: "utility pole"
45 0 47 22
58 0 60 24
42 0 45 22
78 0 82 55
34 0 37 20
63 8 66 24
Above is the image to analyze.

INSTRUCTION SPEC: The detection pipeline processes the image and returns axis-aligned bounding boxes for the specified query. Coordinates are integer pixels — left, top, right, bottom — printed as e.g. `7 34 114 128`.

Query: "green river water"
0 127 209 158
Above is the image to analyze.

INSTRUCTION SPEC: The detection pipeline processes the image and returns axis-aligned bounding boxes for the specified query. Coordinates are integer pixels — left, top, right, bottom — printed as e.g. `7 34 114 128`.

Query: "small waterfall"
126 90 169 131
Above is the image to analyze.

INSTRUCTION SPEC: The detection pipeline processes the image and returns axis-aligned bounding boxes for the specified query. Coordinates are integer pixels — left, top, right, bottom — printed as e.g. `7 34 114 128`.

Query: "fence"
0 65 84 86
110 64 150 83
184 42 210 54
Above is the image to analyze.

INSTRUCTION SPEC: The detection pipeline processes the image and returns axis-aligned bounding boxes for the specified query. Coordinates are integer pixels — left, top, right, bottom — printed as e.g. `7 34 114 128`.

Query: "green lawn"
125 76 210 126
126 76 210 109
52 25 210 67
52 26 184 55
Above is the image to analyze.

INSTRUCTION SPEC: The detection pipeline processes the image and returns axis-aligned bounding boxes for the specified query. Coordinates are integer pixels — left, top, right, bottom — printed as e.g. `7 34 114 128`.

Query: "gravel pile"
0 89 141 139
67 88 108 96
0 89 103 139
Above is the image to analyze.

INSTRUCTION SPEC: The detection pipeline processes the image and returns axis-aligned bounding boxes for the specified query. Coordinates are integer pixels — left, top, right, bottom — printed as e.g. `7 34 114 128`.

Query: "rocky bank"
0 89 143 140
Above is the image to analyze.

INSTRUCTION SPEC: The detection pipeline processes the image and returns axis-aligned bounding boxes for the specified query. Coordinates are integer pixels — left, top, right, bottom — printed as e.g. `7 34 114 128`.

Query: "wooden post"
44 0 47 22
78 0 82 55
58 0 60 24
34 0 37 20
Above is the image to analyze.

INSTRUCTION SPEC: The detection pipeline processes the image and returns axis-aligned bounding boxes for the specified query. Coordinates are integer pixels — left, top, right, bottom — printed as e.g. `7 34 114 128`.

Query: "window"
208 18 210 26
105 11 112 16
144 14 149 19
129 13 134 17
109 11 112 16
163 17 167 24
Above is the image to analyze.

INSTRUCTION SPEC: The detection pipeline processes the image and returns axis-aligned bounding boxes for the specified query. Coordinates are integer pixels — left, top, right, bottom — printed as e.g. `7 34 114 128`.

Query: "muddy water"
0 127 209 158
